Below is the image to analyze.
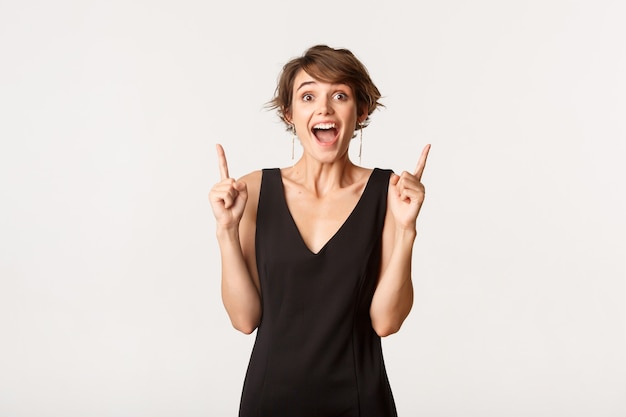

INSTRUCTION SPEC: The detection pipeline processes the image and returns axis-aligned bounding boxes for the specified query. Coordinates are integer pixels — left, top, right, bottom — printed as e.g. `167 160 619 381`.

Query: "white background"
1 0 625 416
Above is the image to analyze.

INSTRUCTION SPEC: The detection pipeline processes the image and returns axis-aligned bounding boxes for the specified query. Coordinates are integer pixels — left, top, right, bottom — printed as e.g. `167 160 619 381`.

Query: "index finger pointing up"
414 144 431 180
216 144 230 180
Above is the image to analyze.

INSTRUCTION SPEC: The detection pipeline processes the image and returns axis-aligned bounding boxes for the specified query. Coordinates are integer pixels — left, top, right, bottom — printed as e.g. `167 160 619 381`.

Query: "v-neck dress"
239 167 397 417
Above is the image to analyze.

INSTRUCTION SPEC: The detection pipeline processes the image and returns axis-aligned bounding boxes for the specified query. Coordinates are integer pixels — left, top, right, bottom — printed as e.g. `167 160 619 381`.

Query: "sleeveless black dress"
239 168 397 417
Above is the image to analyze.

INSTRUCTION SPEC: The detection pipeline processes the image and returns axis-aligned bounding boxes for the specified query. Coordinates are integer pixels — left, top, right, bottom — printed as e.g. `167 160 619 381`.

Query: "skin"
209 69 431 336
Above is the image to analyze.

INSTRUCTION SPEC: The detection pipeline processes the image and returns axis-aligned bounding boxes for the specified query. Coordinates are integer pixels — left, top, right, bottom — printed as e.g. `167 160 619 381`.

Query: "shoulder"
238 169 263 193
375 167 394 176
237 170 262 219
237 169 274 221
237 168 283 196
372 167 395 186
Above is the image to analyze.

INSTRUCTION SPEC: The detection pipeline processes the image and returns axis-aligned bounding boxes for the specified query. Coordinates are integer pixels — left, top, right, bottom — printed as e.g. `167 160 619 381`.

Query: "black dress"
239 168 398 417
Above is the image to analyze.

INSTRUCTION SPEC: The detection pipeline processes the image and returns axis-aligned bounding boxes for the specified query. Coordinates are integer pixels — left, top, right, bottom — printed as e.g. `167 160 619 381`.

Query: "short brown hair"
267 45 383 131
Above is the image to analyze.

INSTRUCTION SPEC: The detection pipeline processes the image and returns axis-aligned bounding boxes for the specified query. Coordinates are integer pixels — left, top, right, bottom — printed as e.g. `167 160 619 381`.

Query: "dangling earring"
290 124 296 163
358 122 363 165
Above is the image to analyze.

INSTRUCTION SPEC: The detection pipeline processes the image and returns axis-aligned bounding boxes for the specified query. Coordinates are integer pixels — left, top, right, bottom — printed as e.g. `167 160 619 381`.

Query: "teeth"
313 123 335 130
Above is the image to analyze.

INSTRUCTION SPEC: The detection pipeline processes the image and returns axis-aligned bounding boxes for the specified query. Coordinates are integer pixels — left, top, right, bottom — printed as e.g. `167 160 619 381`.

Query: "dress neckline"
275 168 379 256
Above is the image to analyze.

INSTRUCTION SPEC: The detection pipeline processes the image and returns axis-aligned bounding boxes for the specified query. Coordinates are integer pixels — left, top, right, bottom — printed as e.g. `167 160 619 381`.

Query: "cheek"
292 107 314 123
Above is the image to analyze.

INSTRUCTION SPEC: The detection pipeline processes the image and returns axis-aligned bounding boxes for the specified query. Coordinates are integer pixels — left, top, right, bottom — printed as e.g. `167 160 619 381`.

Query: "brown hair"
267 45 383 131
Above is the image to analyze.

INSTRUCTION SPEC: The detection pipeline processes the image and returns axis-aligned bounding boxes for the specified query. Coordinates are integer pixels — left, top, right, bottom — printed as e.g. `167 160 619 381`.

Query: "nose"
316 96 334 115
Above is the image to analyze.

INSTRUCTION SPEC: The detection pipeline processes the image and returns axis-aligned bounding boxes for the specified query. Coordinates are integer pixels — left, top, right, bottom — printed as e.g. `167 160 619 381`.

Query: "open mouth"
312 123 338 144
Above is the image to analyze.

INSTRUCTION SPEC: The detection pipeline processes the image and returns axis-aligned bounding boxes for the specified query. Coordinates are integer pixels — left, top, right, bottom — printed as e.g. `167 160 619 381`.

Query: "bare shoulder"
238 170 263 220
238 170 262 193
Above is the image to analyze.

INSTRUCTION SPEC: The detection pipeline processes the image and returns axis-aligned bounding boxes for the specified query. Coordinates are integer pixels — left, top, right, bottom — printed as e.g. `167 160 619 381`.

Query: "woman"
209 45 430 417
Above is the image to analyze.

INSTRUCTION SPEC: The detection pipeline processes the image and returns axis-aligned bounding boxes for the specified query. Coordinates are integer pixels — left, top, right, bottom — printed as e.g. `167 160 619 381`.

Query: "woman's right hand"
209 144 248 229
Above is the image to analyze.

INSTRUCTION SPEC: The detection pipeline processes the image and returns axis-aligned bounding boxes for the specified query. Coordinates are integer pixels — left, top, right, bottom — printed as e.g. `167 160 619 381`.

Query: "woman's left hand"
387 144 431 230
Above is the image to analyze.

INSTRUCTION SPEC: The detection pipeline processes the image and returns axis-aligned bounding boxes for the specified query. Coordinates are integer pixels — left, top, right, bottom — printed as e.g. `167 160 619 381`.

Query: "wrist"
216 224 240 241
394 225 417 242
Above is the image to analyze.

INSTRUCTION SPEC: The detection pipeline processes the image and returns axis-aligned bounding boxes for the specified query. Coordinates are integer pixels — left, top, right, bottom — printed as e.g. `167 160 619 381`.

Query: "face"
287 69 364 164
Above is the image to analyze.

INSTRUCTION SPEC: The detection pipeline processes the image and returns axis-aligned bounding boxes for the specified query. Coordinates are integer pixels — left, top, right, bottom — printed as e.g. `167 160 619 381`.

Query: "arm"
370 214 416 337
370 144 431 337
209 145 262 334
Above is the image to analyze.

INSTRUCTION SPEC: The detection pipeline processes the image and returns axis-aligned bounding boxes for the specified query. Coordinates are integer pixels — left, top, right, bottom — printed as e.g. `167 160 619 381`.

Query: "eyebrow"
296 80 317 92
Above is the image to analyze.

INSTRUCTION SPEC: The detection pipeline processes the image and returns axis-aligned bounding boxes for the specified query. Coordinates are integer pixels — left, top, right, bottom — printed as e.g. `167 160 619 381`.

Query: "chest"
284 187 363 255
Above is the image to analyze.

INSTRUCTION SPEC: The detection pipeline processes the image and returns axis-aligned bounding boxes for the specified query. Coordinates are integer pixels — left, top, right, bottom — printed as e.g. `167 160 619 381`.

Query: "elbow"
371 304 412 337
373 322 402 338
233 323 257 334
370 305 411 337
235 323 257 335
230 315 260 335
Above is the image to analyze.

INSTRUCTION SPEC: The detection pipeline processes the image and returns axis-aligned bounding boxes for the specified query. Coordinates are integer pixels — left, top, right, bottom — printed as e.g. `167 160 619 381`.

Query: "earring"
358 122 363 165
290 124 296 162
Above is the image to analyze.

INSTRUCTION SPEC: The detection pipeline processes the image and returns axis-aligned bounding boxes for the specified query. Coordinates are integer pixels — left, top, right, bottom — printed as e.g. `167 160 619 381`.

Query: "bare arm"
370 144 431 337
208 144 262 334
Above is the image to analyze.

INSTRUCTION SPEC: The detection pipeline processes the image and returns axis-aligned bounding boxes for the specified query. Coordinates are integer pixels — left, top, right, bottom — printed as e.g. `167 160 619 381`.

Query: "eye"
334 92 348 100
302 93 314 102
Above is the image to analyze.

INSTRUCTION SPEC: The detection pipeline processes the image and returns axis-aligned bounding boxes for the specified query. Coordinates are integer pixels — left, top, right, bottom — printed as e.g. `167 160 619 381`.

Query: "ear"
357 105 369 124
284 108 293 125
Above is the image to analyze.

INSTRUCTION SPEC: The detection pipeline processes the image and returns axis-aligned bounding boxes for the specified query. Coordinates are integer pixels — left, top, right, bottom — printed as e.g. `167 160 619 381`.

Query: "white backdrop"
1 1 625 416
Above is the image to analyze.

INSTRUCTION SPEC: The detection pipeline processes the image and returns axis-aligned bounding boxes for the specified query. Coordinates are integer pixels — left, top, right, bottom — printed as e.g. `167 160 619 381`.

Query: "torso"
239 167 398 417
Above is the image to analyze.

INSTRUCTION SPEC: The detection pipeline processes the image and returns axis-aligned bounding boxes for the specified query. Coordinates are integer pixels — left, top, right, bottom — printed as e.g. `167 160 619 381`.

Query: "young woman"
209 44 430 417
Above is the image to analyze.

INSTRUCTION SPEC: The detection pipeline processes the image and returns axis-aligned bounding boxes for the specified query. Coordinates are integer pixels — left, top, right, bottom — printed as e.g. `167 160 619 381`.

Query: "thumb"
389 173 400 186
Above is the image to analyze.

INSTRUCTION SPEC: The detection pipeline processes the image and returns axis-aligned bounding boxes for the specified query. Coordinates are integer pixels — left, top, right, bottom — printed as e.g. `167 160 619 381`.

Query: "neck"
289 154 360 197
